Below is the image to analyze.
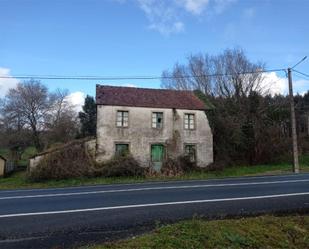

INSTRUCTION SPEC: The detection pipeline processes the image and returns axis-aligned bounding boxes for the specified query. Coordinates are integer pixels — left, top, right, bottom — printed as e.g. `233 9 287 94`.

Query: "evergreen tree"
78 95 96 137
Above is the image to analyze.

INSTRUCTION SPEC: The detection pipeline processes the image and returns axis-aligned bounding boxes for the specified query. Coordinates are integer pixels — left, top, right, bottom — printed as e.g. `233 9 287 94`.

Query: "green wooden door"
151 144 164 171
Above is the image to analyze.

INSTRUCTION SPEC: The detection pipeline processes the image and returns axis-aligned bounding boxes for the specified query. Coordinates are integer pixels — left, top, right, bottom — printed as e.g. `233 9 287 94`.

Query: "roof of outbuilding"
0 155 6 161
96 85 209 110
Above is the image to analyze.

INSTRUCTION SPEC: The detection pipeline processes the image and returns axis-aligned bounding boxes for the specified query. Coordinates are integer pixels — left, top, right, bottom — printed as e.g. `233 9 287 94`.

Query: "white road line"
1 192 309 218
1 173 307 194
0 179 309 200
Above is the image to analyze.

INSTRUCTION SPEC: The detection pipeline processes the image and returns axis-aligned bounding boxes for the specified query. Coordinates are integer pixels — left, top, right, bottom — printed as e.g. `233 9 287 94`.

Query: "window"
116 111 128 127
115 144 129 156
152 112 163 128
185 144 196 162
184 114 195 130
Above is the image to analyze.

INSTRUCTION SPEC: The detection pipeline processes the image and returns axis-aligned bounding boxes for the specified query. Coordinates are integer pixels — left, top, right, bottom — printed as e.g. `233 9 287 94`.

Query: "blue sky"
0 0 308 106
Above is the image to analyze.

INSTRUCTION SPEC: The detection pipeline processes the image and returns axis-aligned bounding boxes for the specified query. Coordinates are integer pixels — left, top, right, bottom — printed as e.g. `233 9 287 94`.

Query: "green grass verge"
0 154 308 190
83 215 309 249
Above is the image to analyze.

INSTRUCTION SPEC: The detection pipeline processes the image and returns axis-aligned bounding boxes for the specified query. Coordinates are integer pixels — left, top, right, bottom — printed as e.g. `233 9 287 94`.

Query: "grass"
0 148 9 158
82 215 309 249
0 146 37 167
19 146 37 167
0 154 308 190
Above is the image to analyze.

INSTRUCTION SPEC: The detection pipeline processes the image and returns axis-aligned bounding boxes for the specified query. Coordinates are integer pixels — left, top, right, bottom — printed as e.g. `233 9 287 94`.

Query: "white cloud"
125 0 236 35
137 0 184 35
66 91 86 112
0 67 19 97
261 72 309 96
176 0 209 15
261 72 288 96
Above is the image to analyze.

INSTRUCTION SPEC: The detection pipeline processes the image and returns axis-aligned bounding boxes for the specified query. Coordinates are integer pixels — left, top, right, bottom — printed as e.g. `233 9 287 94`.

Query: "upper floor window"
152 112 163 128
116 111 128 127
184 113 195 130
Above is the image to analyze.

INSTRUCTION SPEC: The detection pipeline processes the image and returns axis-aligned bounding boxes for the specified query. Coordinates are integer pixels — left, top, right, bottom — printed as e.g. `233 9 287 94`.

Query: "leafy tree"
78 95 96 137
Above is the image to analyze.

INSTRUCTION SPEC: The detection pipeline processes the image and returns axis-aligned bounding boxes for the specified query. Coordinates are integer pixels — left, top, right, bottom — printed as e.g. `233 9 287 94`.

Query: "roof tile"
96 85 208 110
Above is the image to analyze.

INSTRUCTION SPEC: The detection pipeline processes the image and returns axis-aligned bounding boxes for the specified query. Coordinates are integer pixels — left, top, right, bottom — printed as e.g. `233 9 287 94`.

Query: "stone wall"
96 105 213 167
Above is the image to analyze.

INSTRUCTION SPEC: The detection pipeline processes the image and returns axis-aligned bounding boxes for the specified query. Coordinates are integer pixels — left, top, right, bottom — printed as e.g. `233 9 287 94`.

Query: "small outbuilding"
0 155 7 177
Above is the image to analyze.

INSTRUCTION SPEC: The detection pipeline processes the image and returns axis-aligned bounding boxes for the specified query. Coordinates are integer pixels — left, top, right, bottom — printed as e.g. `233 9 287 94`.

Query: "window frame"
184 143 197 162
184 113 196 130
116 110 129 128
115 143 130 156
151 112 164 129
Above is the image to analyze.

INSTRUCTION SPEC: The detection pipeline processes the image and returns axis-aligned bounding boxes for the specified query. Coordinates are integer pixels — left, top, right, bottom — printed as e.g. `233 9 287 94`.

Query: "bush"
95 155 145 178
29 142 94 181
158 156 198 177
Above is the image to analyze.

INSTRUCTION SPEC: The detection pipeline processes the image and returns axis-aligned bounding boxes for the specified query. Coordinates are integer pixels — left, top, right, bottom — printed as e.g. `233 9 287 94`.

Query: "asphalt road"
1 173 309 249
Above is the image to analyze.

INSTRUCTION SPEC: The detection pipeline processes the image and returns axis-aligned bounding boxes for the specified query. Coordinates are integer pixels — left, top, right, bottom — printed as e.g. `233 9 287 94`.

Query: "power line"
291 56 307 69
292 69 309 79
0 68 286 81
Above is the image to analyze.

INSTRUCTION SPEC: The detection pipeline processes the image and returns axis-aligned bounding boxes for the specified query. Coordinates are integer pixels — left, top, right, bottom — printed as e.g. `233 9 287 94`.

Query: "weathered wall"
85 139 96 158
96 105 213 167
0 159 5 177
29 155 45 172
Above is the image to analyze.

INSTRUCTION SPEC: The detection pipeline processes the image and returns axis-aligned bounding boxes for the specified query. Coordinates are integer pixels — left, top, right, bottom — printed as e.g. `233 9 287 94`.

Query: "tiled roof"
96 85 208 110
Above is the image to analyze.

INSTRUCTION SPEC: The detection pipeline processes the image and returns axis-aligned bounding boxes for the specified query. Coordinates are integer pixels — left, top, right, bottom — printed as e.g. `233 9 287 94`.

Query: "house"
96 85 213 170
0 155 6 177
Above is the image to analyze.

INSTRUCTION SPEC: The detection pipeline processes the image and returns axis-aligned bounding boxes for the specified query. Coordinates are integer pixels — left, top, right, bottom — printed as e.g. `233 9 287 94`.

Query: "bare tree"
161 48 265 98
161 48 300 165
1 80 52 150
45 89 79 144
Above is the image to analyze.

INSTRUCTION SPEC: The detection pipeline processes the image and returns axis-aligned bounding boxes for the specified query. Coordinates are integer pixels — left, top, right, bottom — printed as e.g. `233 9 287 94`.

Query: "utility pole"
287 68 299 173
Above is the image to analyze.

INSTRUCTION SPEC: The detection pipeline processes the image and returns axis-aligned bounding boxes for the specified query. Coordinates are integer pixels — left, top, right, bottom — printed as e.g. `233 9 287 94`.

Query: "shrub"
158 155 198 177
29 142 94 181
95 155 145 177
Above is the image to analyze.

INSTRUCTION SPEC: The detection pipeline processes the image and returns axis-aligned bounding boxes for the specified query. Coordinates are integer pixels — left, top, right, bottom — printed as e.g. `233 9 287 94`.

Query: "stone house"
96 85 213 170
0 155 6 177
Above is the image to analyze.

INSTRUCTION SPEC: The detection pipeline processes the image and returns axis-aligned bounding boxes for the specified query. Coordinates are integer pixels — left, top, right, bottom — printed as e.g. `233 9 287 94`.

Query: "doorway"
151 144 164 171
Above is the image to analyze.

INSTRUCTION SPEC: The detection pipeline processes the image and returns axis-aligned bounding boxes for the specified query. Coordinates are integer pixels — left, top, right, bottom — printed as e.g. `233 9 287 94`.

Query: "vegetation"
83 215 309 249
1 155 308 190
0 146 37 167
162 48 309 166
29 141 144 181
28 139 95 181
18 146 37 167
95 155 145 177
0 80 80 164
78 95 96 137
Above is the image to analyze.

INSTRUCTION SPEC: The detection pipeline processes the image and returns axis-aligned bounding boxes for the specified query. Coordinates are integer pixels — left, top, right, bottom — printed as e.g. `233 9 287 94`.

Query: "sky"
0 0 309 110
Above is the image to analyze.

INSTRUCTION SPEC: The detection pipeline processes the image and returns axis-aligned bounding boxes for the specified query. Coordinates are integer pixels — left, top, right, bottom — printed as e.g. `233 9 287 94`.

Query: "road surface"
1 173 309 248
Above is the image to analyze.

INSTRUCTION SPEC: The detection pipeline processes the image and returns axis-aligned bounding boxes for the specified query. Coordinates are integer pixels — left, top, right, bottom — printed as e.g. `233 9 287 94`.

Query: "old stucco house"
96 85 213 170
